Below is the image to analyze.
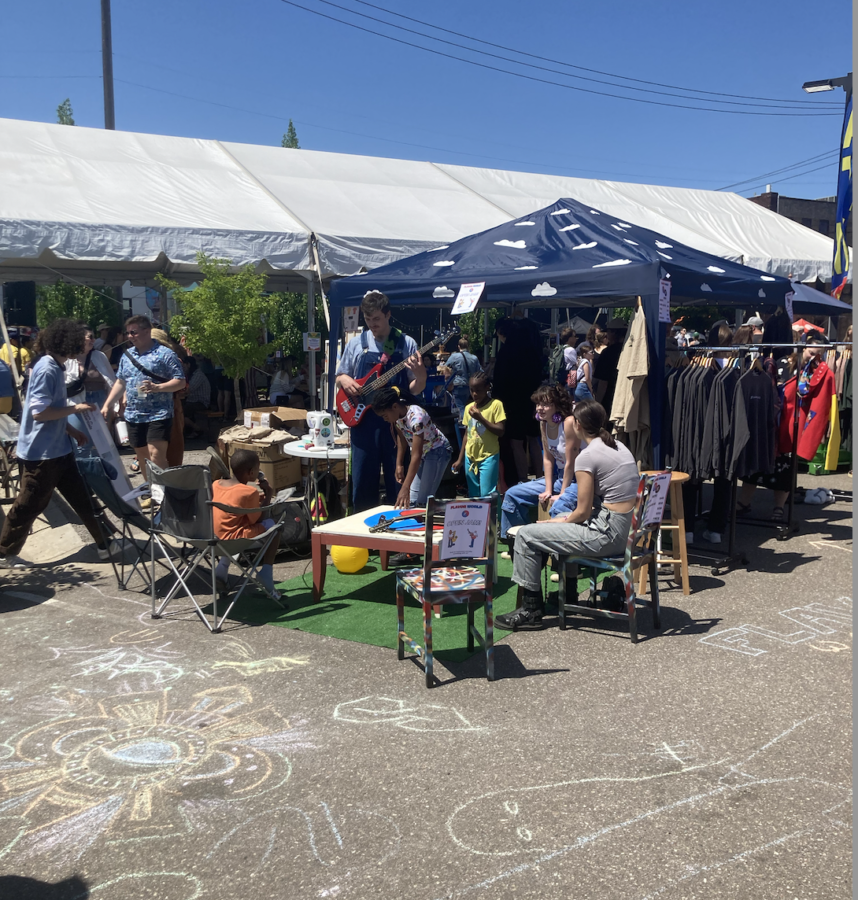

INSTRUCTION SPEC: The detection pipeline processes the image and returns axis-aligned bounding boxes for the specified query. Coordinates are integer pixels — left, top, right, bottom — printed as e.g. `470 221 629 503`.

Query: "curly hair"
35 318 87 359
370 386 405 412
531 383 573 419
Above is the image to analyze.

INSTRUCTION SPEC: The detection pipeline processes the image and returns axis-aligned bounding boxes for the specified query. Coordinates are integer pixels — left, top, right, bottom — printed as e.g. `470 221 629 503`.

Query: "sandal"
771 507 785 522
130 460 140 474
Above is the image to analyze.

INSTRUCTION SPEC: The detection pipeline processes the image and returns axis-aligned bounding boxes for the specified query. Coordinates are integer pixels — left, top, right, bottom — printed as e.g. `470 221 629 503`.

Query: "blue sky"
1 0 851 198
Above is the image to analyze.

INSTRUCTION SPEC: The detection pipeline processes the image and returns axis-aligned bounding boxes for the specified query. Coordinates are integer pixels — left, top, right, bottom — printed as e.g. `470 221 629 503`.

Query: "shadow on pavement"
0 875 89 899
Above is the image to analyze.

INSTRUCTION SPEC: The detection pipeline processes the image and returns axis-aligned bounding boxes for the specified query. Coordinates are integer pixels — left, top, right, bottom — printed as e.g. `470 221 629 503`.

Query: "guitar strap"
380 327 402 365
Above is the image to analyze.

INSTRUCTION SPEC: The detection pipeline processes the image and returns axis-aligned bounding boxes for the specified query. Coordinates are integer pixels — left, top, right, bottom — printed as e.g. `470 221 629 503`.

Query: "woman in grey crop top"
497 399 640 632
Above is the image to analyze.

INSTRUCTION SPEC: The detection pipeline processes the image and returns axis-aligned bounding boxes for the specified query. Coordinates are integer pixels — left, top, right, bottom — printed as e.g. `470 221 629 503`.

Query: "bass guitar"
336 326 459 428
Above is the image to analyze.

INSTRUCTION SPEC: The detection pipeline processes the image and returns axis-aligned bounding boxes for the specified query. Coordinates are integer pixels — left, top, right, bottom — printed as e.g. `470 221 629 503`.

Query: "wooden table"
310 505 442 602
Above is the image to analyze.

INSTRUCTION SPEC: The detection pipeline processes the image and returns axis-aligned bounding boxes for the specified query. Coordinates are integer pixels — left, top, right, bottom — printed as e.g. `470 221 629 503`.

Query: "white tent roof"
0 116 841 289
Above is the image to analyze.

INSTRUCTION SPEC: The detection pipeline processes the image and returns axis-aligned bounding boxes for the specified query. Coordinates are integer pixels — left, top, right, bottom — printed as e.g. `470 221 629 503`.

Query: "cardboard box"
224 441 302 489
243 406 310 430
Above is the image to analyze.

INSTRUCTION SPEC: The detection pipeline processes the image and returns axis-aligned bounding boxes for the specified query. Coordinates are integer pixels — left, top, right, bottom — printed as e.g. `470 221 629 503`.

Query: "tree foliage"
157 254 272 414
266 291 328 358
56 98 75 126
36 281 120 330
281 119 300 149
454 308 504 357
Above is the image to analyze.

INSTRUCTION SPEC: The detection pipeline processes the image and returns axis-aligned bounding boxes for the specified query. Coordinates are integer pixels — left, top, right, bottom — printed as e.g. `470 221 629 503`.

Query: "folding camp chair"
555 473 667 643
395 494 499 687
148 463 289 633
75 451 160 591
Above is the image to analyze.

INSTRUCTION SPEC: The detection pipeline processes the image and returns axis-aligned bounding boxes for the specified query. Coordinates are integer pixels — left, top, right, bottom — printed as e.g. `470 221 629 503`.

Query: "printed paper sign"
642 472 672 528
452 282 485 316
243 411 271 429
658 280 672 323
78 407 139 511
784 290 795 322
303 332 322 351
439 501 490 560
343 306 360 331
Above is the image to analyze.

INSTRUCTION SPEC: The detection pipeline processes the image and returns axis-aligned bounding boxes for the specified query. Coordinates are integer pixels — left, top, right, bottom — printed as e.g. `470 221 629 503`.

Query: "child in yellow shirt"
451 372 506 497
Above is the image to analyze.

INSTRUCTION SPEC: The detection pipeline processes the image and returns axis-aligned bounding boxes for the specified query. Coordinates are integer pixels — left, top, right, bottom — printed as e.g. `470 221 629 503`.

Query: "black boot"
496 586 546 631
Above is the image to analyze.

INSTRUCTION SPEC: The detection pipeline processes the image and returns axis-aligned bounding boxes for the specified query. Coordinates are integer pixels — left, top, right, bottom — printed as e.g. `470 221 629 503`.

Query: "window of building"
801 217 813 228
819 219 830 235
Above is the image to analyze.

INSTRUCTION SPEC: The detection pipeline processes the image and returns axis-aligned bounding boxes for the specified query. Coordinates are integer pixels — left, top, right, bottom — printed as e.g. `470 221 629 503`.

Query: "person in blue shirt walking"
101 316 186 476
0 318 125 569
335 291 426 512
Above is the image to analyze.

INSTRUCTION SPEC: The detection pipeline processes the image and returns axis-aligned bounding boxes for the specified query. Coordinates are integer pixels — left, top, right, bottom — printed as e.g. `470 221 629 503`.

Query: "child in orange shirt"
213 449 281 599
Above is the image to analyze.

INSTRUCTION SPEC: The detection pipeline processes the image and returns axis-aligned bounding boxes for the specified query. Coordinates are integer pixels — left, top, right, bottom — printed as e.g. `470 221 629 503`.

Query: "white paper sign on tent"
784 290 795 321
658 279 672 323
439 500 490 560
343 306 360 331
641 472 672 528
451 282 485 316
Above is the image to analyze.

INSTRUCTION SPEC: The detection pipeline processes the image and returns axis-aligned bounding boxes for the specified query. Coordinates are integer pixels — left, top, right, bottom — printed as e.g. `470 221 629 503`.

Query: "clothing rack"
674 341 851 548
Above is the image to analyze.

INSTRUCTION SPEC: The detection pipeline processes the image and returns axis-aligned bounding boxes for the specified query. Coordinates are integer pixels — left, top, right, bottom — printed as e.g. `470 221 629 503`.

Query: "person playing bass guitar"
335 291 426 512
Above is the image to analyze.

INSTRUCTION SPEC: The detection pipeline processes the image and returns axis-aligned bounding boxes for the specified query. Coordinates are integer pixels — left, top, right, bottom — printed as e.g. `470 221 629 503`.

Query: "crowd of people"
0 294 847 633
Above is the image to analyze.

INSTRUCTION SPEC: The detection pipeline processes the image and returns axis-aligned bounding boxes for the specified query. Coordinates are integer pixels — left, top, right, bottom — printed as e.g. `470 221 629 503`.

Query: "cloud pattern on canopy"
532 282 557 297
433 286 454 298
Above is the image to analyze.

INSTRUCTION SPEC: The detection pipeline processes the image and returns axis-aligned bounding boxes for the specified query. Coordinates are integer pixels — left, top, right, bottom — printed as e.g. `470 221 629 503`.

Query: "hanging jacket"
729 368 777 479
778 360 836 460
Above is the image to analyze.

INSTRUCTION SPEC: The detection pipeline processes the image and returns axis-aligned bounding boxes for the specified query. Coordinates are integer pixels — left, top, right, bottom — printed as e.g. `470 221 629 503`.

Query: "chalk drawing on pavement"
334 696 482 732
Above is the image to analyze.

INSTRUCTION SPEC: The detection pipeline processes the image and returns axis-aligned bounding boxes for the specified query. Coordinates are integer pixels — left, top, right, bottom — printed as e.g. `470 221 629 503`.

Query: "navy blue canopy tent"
328 198 839 465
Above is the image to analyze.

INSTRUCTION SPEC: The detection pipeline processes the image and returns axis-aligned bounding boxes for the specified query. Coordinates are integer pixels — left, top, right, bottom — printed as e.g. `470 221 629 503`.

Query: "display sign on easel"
439 501 490 560
642 472 672 528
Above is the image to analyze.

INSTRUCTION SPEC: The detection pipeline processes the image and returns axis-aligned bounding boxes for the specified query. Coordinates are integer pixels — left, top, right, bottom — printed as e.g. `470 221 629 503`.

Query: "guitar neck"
366 332 454 392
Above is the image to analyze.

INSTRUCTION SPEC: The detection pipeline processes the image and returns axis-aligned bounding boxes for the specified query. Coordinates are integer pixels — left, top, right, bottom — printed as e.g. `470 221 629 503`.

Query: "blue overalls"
350 330 410 512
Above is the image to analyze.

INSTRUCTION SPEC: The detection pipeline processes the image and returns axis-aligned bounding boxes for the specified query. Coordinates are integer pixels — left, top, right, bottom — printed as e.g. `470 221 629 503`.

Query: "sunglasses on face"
126 330 142 336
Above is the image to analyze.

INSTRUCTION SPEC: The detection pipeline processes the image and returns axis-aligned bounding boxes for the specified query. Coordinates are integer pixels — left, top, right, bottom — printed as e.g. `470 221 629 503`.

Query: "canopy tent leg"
641 293 666 469
306 275 317 411
483 307 490 364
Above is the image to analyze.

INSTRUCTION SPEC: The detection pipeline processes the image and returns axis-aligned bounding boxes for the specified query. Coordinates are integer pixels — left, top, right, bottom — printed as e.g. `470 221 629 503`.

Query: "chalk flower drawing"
333 696 482 732
0 685 298 862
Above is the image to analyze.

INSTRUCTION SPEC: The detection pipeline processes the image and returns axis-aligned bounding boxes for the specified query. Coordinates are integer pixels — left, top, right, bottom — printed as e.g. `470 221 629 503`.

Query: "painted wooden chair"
395 494 499 687
555 473 669 643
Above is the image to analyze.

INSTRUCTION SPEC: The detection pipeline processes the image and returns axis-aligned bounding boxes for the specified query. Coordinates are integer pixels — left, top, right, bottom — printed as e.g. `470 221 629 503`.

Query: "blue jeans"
410 445 452 505
500 474 579 538
351 411 399 512
465 453 499 498
574 381 593 402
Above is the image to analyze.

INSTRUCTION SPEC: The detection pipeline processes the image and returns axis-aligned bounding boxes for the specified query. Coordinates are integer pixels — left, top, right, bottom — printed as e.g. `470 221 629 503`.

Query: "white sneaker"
98 538 134 561
500 551 512 561
0 555 29 569
550 572 560 583
702 530 721 545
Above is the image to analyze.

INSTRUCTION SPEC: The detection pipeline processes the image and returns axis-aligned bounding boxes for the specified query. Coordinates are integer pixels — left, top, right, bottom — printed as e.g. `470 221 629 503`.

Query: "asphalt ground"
0 446 851 900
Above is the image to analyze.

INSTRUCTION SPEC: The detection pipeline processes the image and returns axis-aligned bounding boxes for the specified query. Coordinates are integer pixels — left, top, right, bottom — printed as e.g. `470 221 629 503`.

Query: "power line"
346 0 843 107
112 77 745 181
302 0 839 111
735 161 840 195
716 149 839 191
273 0 840 117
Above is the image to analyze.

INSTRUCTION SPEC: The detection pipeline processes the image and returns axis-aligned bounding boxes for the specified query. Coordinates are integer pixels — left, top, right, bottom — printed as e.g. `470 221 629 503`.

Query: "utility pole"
101 0 116 129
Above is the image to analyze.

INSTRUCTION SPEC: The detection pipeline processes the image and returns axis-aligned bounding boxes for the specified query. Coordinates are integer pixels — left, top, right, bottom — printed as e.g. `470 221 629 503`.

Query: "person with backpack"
101 315 186 476
443 337 481 421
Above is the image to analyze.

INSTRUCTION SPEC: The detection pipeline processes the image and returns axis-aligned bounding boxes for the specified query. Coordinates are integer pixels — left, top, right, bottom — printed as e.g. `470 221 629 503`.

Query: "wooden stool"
637 470 691 597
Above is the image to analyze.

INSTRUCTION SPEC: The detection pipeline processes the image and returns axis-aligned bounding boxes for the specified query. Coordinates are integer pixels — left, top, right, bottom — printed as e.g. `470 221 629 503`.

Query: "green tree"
157 253 272 418
36 281 120 330
454 308 503 360
56 98 75 126
281 119 299 149
265 291 328 358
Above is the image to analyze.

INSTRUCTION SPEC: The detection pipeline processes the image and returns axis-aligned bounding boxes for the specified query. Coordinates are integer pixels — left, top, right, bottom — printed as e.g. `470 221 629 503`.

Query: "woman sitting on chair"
496 399 640 631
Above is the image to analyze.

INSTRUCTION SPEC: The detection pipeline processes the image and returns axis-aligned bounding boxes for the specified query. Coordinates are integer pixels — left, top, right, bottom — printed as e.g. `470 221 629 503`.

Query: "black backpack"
278 498 312 547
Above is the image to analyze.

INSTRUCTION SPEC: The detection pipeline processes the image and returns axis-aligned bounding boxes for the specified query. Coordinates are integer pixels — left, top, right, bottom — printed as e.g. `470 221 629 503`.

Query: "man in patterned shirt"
101 316 186 473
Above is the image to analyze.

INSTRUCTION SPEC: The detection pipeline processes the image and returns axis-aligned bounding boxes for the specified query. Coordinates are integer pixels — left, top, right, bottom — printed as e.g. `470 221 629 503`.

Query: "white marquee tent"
0 116 843 292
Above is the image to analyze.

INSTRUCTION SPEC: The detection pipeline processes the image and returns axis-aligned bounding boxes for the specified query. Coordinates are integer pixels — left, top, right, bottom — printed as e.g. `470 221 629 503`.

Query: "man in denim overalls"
335 291 426 512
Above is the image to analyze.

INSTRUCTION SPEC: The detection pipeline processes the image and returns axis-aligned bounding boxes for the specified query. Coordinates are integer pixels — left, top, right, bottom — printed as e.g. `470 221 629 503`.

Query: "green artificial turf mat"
220 555 607 663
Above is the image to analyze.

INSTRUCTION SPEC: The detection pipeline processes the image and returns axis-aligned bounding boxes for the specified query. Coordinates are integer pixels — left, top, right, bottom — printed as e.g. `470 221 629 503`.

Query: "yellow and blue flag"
831 94 852 298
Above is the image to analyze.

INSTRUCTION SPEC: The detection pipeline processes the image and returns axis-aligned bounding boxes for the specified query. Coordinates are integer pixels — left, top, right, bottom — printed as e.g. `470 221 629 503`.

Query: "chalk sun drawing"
0 684 294 866
333 696 482 732
436 715 850 900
